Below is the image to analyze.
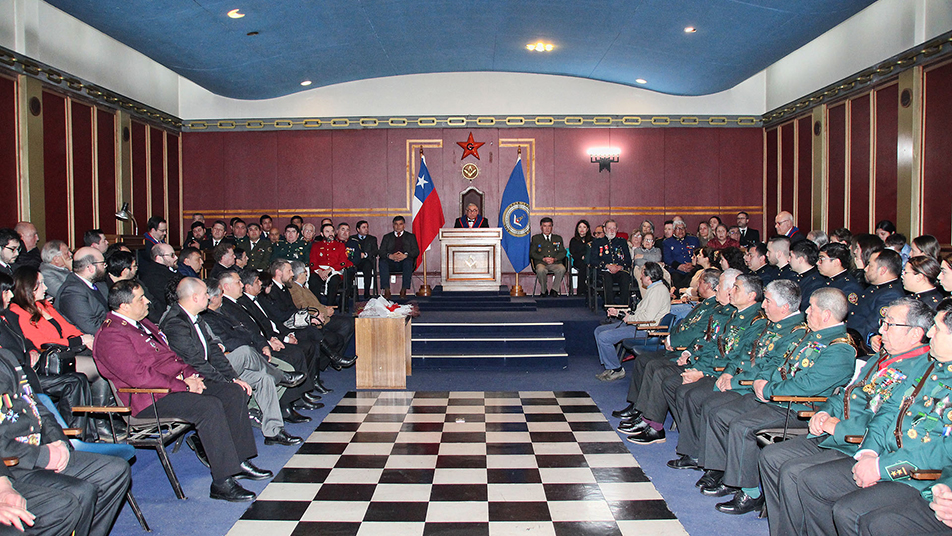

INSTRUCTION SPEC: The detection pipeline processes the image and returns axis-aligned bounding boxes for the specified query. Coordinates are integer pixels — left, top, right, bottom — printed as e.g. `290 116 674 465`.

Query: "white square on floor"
572 431 622 443
616 519 688 536
537 467 596 484
525 422 573 432
356 522 425 536
307 431 356 443
563 412 607 422
425 501 489 522
403 413 445 423
519 391 555 398
323 468 384 484
283 454 340 468
385 455 438 469
395 431 443 443
485 432 532 443
484 397 522 406
450 391 485 398
371 483 433 502
431 468 487 484
300 500 370 522
323 413 368 422
442 422 486 432
255 483 322 502
226 520 298 536
487 483 547 502
598 482 663 501
357 422 404 432
438 443 487 455
532 442 583 455
489 521 557 536
546 500 615 522
584 454 640 468
343 442 395 455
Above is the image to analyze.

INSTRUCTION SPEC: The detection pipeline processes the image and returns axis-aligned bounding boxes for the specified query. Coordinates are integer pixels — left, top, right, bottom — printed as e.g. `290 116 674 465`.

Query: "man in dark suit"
378 215 419 299
736 211 760 248
160 278 302 446
93 280 271 502
12 221 41 271
55 247 108 335
138 243 178 316
773 211 805 244
529 217 567 297
208 243 237 280
0 228 20 277
454 203 489 229
348 220 379 300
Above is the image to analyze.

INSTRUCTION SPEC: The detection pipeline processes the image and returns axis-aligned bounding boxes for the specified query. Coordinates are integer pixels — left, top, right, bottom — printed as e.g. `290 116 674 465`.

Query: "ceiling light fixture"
526 42 554 52
635 79 647 84
300 80 312 86
684 26 696 33
227 9 245 18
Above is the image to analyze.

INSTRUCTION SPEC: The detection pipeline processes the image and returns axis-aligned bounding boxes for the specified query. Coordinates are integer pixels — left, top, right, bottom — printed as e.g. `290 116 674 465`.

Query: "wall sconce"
588 147 620 172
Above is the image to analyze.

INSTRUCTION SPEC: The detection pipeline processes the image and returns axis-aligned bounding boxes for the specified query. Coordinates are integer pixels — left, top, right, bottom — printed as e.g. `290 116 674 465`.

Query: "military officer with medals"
795 299 952 535
589 219 631 305
818 242 864 313
270 224 309 263
529 217 567 297
668 279 804 470
613 268 722 420
848 249 905 346
790 240 826 312
662 220 701 290
759 297 934 535
701 287 857 515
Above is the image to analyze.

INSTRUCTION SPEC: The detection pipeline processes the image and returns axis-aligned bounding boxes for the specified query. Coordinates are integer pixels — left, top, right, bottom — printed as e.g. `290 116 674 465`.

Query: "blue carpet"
108 304 767 536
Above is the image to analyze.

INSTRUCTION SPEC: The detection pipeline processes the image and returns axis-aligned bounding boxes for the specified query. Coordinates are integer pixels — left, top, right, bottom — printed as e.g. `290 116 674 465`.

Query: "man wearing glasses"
817 243 863 313
54 247 109 335
0 228 19 277
139 243 179 315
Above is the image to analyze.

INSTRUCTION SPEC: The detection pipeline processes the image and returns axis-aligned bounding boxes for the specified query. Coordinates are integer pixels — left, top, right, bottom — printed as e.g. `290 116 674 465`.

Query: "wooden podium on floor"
439 228 502 292
355 316 412 389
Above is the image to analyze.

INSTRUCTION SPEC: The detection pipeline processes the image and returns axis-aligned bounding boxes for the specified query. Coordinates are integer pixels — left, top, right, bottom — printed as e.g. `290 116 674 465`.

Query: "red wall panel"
923 62 952 244
96 110 117 235
796 116 813 231
167 134 180 247
848 94 871 233
70 101 94 247
765 128 778 232
150 128 166 220
827 103 847 231
181 132 225 217
43 92 69 243
0 76 17 228
718 128 764 232
224 132 279 212
874 84 898 227
779 122 795 215
663 129 721 231
130 121 148 228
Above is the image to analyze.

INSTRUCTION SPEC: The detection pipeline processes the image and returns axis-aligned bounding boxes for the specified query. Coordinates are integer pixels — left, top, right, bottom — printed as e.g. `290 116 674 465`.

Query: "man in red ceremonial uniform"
309 223 352 306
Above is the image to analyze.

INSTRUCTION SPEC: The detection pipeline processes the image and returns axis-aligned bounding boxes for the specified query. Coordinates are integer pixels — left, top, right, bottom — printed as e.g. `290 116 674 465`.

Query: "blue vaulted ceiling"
43 0 878 100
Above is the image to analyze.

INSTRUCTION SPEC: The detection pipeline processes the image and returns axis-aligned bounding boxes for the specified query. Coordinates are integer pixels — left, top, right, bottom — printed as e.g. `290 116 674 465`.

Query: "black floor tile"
390 442 441 456
485 422 529 432
543 483 605 502
272 468 331 483
521 398 560 405
330 405 373 414
297 442 349 455
291 521 360 536
363 501 429 522
379 468 435 484
423 522 490 536
413 391 450 398
240 500 311 520
315 422 363 432
535 454 589 468
489 501 551 522
529 432 577 443
362 413 408 423
487 468 542 484
560 405 601 413
608 499 678 520
429 483 488 501
483 391 521 398
408 405 448 414
579 442 630 455
400 422 445 432
524 413 567 422
441 432 486 443
486 443 534 455
552 391 590 398
334 455 389 468
568 421 614 432
484 405 524 414
314 483 377 501
553 521 622 536
436 455 487 468
591 467 650 484
447 398 485 406
351 432 400 443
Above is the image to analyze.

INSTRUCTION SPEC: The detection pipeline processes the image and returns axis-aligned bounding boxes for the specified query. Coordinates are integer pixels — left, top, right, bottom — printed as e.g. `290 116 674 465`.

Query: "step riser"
412 356 568 369
412 340 565 353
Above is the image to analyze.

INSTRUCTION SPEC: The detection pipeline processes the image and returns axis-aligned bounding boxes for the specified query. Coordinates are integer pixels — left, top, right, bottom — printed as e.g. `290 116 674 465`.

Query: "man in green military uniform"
667 279 805 470
246 223 273 272
796 298 952 535
759 297 934 535
529 217 566 297
702 287 857 515
270 224 309 263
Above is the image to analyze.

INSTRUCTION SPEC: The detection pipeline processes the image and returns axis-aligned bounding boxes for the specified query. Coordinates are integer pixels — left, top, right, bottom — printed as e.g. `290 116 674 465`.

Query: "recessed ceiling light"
300 80 312 86
246 31 259 36
227 9 245 19
635 79 647 84
526 42 554 52
684 26 696 33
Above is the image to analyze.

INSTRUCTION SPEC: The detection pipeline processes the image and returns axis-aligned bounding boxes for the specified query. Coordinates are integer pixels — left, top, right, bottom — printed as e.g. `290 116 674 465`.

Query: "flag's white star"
416 176 428 189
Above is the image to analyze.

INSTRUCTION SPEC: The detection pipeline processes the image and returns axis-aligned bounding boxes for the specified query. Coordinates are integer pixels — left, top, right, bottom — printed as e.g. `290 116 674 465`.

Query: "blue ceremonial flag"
498 155 531 272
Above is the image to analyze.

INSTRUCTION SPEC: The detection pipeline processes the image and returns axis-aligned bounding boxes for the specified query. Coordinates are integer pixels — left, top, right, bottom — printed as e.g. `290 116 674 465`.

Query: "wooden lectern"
355 316 412 389
439 228 502 292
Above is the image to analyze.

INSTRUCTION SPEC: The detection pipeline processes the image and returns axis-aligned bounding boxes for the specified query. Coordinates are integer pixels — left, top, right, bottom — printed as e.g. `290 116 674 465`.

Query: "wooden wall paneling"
922 61 952 245
167 134 181 247
149 127 166 221
42 92 69 243
718 128 765 231
779 122 795 215
848 94 872 233
70 100 94 247
874 83 899 227
606 128 666 233
130 121 148 228
765 128 779 232
796 116 813 232
827 103 847 231
96 110 117 235
0 76 18 228
181 132 225 222
330 128 390 227
223 132 278 220
662 129 720 232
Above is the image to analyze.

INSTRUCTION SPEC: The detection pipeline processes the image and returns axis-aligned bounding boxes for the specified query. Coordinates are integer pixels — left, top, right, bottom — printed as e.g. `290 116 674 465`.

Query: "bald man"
12 221 40 271
54 246 109 334
139 242 179 315
773 211 805 244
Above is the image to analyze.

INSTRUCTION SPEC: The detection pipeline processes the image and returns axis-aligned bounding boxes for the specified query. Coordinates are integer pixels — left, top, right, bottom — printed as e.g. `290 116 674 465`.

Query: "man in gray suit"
54 247 108 335
39 240 73 298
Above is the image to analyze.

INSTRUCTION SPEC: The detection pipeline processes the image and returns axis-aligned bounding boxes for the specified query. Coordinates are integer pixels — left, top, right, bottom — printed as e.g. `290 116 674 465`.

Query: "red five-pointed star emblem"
457 132 485 160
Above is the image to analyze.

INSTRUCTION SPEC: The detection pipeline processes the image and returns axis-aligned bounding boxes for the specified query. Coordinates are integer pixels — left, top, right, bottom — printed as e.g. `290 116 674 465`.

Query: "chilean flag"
411 154 445 269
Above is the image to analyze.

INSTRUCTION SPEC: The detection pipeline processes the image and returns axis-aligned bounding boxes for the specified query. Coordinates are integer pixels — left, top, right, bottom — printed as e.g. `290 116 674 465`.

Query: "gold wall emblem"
462 163 479 181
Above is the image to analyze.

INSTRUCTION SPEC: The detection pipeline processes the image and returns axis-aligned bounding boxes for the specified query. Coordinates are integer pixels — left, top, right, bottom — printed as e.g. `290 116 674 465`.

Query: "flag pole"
417 147 433 297
510 146 526 297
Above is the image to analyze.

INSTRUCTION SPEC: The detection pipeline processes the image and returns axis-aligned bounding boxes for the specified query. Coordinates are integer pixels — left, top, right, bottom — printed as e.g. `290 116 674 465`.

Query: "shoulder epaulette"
791 323 809 332
828 336 852 345
752 310 767 322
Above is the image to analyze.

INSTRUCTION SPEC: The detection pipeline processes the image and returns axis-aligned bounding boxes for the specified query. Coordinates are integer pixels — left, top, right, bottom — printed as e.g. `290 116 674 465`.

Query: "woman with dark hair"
911 234 941 260
902 256 945 309
851 234 884 285
830 227 853 245
939 253 952 294
570 219 593 296
708 216 722 230
707 224 739 250
717 246 747 272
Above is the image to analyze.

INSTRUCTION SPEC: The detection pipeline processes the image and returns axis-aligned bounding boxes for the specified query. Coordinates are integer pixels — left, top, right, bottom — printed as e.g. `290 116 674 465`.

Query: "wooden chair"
753 393 828 447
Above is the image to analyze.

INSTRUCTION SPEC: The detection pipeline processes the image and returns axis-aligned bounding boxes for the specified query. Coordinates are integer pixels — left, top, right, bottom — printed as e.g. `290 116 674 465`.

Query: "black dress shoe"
696 469 724 489
549 289 558 297
282 407 312 424
332 355 357 369
303 391 323 405
715 490 765 515
612 403 641 420
701 482 736 497
277 371 307 388
236 460 273 481
616 418 648 434
185 434 210 468
311 383 331 395
248 407 263 429
666 454 700 470
625 426 666 445
210 477 256 502
292 398 323 411
264 429 303 446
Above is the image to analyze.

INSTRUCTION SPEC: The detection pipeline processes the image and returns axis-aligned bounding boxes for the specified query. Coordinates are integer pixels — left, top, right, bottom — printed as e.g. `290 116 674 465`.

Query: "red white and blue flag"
411 154 445 269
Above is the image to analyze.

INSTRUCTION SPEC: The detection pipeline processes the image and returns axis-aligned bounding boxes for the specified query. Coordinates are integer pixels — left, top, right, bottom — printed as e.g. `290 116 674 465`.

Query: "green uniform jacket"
727 313 807 391
814 345 929 456
758 323 857 412
529 233 567 266
678 303 736 362
860 355 952 500
693 303 767 376
669 296 721 350
247 238 273 272
271 238 309 262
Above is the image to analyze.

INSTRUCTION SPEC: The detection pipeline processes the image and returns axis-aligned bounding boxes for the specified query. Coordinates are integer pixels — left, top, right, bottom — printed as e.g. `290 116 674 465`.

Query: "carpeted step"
411 321 567 369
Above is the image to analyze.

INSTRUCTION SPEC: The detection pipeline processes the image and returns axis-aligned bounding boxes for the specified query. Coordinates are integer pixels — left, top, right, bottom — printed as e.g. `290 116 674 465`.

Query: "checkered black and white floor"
227 390 686 536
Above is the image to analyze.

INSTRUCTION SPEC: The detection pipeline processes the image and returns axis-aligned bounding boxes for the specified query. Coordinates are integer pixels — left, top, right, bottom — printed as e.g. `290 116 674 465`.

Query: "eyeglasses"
817 256 831 263
879 319 915 331
2 246 17 252
92 261 107 265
